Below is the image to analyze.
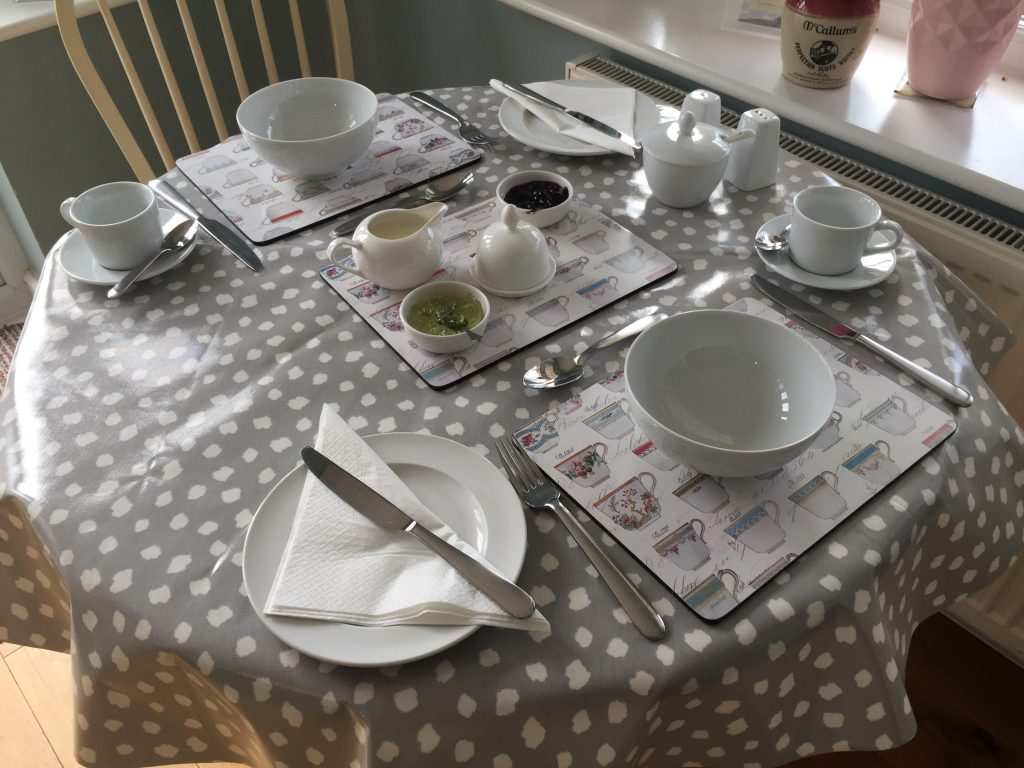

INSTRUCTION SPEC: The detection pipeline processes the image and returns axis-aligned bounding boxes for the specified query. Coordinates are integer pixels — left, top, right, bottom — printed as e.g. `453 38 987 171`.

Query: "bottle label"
781 9 876 88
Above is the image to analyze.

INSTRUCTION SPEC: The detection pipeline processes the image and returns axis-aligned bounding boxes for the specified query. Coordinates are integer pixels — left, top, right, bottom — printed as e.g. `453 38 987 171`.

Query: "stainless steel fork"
410 91 499 146
495 436 667 640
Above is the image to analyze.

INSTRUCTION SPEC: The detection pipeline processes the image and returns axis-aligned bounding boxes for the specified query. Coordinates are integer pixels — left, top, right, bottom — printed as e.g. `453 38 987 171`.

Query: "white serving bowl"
236 78 378 178
400 281 491 354
625 310 836 477
495 170 573 228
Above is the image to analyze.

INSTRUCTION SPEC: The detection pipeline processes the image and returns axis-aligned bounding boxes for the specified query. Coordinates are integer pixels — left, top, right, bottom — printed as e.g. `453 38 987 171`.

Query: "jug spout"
407 201 448 227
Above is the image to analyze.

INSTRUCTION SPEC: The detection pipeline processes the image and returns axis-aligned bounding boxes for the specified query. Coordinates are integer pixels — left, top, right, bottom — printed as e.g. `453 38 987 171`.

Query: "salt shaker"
681 89 721 127
724 108 780 191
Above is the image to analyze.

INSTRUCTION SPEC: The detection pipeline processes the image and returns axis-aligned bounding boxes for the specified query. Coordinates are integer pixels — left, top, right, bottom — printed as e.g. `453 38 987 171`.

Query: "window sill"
498 0 1024 215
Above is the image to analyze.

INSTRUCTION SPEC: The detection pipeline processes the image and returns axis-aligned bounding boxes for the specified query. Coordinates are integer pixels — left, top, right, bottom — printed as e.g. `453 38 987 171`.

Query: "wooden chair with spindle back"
55 0 355 182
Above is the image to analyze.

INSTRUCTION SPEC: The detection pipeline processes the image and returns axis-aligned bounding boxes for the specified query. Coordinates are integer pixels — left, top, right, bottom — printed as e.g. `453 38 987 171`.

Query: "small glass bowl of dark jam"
496 170 574 228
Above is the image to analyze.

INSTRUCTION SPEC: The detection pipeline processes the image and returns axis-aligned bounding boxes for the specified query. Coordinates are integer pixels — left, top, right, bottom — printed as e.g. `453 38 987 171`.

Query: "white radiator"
565 54 1024 666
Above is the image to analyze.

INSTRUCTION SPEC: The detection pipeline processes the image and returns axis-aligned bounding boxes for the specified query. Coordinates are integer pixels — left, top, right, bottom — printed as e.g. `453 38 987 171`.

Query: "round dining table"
1 85 1021 768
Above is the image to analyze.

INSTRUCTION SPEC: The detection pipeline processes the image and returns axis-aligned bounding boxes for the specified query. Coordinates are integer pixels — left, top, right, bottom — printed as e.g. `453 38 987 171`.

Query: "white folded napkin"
491 79 637 156
264 405 548 631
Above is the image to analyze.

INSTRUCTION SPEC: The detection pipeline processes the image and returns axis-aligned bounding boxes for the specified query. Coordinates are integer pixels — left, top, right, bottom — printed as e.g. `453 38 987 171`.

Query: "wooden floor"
1 614 1022 768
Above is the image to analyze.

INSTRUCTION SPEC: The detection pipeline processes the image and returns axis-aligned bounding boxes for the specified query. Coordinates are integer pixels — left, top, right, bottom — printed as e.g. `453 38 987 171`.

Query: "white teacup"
655 519 710 571
789 470 847 520
60 181 163 270
790 186 903 275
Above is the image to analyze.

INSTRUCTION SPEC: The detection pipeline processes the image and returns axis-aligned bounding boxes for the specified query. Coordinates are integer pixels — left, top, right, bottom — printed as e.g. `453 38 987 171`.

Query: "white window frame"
0 204 32 325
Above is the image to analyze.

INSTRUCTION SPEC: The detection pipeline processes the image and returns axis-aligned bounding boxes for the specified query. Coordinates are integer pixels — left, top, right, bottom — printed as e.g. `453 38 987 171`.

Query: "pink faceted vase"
907 0 1024 101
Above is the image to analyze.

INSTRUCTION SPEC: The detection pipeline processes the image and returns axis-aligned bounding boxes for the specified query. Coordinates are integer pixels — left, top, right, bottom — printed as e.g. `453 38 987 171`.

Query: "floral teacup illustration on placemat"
594 472 660 531
547 209 578 235
554 255 589 283
725 500 785 554
576 276 619 305
606 246 648 274
378 106 404 121
223 168 257 188
863 395 916 436
198 155 235 174
600 370 626 393
583 400 634 440
684 569 740 620
240 184 280 207
514 412 560 454
546 236 561 258
560 394 584 415
370 302 404 332
526 296 571 328
347 282 392 305
370 140 402 158
420 355 468 387
837 351 878 375
810 411 843 452
555 443 610 487
789 470 847 520
655 519 709 571
572 230 609 255
835 370 862 408
481 314 516 347
393 117 428 139
633 439 680 471
393 154 429 175
842 440 900 488
418 134 453 153
674 474 729 515
292 179 332 201
449 147 478 165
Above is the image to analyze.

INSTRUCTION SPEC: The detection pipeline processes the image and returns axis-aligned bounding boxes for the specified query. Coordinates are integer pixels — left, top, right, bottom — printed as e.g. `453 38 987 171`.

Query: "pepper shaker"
724 108 780 191
681 89 721 127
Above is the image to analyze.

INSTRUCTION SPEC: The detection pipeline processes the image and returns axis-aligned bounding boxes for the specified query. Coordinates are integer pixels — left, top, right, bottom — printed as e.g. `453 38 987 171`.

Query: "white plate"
755 214 898 291
55 208 196 286
242 432 527 667
498 80 665 156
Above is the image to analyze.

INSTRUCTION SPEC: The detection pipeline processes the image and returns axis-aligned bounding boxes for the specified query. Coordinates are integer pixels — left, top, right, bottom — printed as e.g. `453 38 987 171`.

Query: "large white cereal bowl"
625 310 836 477
237 78 377 177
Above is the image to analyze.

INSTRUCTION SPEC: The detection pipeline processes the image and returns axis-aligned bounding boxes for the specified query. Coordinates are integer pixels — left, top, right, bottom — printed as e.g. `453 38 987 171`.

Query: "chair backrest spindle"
55 0 355 181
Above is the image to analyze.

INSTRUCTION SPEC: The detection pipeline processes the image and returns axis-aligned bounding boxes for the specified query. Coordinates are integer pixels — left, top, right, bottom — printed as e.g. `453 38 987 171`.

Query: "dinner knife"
753 275 974 407
493 79 643 159
149 179 263 273
300 446 537 619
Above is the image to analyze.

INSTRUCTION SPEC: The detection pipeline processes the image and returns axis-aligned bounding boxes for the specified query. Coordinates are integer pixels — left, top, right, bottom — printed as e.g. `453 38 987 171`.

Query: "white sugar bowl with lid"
641 111 754 208
471 204 556 297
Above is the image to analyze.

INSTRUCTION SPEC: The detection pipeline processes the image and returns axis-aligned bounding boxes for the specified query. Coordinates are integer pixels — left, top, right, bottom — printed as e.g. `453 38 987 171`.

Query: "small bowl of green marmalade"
399 280 491 354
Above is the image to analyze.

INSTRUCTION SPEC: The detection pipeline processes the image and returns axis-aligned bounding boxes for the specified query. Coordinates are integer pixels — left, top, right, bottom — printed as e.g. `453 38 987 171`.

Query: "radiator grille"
570 55 1024 254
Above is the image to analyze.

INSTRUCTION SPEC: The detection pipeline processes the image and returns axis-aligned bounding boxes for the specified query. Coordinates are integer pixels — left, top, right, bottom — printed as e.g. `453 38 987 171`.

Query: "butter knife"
753 275 973 407
149 179 263 273
300 446 537 619
493 79 642 158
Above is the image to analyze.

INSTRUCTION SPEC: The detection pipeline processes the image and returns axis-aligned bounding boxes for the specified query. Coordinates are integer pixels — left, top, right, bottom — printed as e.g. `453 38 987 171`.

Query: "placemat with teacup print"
514 297 957 622
175 95 482 244
319 199 678 388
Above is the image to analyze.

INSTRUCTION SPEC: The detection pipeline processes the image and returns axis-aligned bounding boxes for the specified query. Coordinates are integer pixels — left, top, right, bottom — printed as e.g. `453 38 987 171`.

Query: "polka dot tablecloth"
1 86 1022 768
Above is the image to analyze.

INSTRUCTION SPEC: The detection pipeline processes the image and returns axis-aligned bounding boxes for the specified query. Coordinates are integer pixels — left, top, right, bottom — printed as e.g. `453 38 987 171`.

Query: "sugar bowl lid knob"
501 202 519 230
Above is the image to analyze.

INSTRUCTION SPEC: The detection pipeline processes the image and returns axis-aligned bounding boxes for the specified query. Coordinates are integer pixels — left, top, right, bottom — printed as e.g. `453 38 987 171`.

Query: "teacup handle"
836 371 850 383
892 395 907 412
557 296 570 308
594 442 608 459
866 219 903 255
717 568 740 593
639 471 656 493
875 440 891 459
763 499 780 521
691 518 705 540
822 470 839 489
831 411 842 425
59 197 76 227
326 237 368 281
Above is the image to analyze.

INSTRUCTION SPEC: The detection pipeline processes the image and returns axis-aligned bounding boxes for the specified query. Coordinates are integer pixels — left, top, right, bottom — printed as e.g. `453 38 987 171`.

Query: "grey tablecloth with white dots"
2 86 1022 768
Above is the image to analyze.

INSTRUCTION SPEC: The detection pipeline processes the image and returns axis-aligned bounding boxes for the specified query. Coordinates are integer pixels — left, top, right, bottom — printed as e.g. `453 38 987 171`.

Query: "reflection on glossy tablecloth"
0 86 1021 768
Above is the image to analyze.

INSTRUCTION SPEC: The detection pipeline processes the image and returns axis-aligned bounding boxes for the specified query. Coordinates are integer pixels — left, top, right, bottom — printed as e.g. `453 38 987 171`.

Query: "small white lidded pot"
400 280 490 354
471 204 556 297
495 170 574 229
640 111 754 209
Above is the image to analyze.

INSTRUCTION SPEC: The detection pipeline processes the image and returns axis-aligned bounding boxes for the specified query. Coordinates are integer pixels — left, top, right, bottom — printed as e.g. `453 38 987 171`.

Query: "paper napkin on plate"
264 405 548 631
490 79 637 156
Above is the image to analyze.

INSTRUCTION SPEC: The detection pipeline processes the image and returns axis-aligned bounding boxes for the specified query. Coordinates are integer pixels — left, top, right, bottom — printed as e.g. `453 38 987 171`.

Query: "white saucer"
470 251 557 298
755 214 898 291
498 80 664 156
242 432 527 667
56 208 196 286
